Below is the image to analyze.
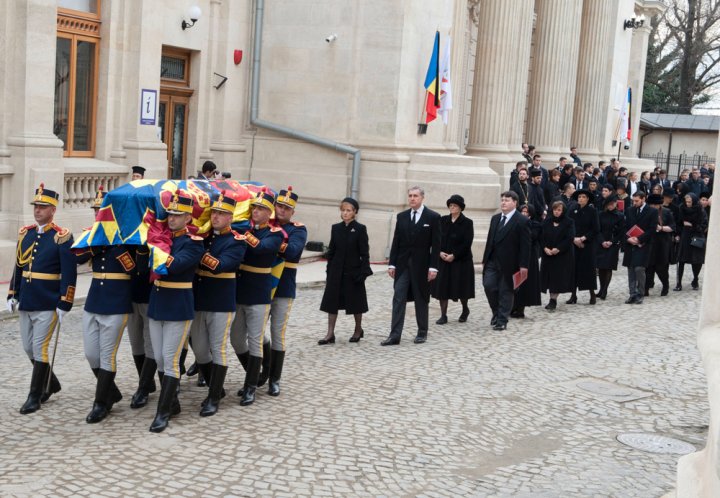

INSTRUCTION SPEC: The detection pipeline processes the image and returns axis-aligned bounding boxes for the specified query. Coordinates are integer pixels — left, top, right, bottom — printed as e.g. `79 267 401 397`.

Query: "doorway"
159 47 193 179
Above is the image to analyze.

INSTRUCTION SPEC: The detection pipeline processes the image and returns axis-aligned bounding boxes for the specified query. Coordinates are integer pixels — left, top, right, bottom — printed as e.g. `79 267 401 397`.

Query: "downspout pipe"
250 0 361 199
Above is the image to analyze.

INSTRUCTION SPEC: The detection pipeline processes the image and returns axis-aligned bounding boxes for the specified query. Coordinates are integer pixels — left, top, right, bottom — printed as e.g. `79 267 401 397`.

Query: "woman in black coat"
540 201 575 310
319 197 373 344
432 194 475 324
674 193 708 291
511 204 542 317
567 189 600 304
596 194 624 300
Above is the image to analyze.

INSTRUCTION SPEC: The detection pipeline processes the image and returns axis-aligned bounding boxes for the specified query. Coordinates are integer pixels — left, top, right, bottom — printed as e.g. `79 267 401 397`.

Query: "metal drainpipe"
250 0 361 199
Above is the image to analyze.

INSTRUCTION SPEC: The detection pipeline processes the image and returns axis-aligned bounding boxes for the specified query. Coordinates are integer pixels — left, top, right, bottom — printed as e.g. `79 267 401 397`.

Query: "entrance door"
159 94 189 179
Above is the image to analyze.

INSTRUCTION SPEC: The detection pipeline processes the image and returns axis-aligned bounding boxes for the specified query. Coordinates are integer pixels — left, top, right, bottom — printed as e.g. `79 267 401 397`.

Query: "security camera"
325 34 338 43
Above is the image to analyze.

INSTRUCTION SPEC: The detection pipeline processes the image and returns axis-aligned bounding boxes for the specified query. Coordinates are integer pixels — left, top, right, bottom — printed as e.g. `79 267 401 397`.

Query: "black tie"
412 210 417 224
500 215 507 228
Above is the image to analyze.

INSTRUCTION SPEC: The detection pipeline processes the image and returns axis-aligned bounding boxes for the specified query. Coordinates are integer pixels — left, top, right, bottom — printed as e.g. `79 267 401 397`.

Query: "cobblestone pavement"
0 269 708 497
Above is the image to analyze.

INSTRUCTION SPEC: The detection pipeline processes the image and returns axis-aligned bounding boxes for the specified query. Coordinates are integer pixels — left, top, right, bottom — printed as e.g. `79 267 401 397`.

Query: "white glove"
56 308 67 323
6 298 18 313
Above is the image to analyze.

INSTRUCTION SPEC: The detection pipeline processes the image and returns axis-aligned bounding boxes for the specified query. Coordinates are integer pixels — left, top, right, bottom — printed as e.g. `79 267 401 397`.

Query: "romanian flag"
423 31 440 124
72 179 269 276
619 87 632 147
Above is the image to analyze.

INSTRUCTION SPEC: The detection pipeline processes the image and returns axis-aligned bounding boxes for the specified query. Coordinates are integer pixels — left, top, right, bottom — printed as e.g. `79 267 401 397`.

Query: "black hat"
647 194 663 205
602 193 619 208
530 169 542 178
165 190 194 215
131 166 146 176
700 191 711 200
572 189 593 201
341 197 359 212
210 192 237 213
446 194 466 211
662 188 675 198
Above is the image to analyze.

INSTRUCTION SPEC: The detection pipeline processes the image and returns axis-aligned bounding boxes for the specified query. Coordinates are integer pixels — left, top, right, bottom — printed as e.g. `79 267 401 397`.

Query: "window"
54 3 100 156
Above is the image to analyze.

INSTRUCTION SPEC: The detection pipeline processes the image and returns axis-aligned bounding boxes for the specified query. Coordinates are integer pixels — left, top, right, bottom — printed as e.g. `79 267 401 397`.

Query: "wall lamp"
623 14 646 30
181 5 202 30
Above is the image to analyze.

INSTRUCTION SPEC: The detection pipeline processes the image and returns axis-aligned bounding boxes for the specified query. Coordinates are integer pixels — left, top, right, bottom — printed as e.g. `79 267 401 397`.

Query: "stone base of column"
465 147 523 191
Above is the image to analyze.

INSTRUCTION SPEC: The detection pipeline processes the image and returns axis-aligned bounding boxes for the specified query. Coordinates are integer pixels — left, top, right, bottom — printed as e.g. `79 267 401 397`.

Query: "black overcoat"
540 216 575 293
515 218 542 306
432 213 475 300
648 207 676 266
481 211 531 288
568 203 599 290
622 204 658 268
677 203 708 265
596 209 624 270
320 220 372 314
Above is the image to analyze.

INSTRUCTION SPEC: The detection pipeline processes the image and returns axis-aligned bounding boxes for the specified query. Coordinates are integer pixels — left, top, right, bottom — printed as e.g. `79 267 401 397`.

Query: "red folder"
626 224 644 238
617 199 625 212
513 270 527 290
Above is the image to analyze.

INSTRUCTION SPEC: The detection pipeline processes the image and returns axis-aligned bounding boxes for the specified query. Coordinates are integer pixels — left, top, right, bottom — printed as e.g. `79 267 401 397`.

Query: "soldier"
230 189 284 406
189 193 246 417
7 184 77 414
261 187 307 396
75 187 135 423
146 190 204 432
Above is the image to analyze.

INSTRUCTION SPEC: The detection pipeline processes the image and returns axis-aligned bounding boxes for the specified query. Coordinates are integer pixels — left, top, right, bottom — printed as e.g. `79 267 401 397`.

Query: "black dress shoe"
413 336 426 344
625 296 637 304
349 329 364 343
643 290 649 297
186 362 198 377
490 316 498 326
317 336 335 345
673 284 682 291
435 315 448 325
634 298 644 304
692 280 699 290
492 323 507 331
509 310 525 318
566 295 577 304
545 299 557 310
458 310 469 322
380 337 400 346
660 287 669 296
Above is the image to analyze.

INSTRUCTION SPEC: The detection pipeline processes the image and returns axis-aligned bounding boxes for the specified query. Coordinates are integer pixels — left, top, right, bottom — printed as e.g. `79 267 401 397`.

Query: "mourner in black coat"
527 170 547 220
432 195 475 324
540 200 575 309
596 194 624 299
319 198 372 344
622 191 658 304
382 187 441 345
512 205 542 318
567 189 600 304
675 192 709 291
645 194 676 296
481 191 531 330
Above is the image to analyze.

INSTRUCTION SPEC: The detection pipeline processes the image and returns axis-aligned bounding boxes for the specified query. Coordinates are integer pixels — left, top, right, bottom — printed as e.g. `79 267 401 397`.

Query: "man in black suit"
622 191 658 304
481 191 530 330
382 186 441 345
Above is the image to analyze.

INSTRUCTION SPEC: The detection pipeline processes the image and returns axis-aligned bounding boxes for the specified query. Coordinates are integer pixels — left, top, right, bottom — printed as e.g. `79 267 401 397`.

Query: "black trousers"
482 259 514 325
390 268 429 339
646 264 669 291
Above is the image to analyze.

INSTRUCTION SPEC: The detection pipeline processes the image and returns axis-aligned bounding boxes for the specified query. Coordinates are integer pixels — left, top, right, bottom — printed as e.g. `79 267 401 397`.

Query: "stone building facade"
0 0 664 279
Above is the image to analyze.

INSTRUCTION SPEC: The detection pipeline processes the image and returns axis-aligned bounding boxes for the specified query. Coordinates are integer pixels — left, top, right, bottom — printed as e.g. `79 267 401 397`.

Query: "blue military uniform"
194 227 247 312
235 223 285 305
274 221 308 299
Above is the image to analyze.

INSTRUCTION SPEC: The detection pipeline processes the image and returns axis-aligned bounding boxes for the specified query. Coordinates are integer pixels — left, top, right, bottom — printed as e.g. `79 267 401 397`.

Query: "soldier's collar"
254 222 269 229
218 226 231 235
172 227 188 238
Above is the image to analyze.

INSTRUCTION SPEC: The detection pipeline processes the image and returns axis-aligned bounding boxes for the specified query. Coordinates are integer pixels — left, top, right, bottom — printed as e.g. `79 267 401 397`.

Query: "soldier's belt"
22 271 60 280
92 272 131 280
153 280 193 289
239 264 271 274
196 270 235 279
283 262 298 269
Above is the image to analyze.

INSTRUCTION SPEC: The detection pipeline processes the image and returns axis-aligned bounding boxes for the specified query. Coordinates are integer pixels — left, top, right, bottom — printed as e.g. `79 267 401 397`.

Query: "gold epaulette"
270 225 283 233
53 225 72 244
232 230 247 242
293 221 305 227
188 234 204 241
19 224 37 235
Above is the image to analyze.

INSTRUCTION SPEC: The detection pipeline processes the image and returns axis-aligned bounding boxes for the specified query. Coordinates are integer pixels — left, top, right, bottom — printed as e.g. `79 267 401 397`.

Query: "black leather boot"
31 359 62 404
200 364 228 417
197 362 213 406
131 358 158 409
236 352 250 396
268 350 285 397
132 354 145 377
86 369 115 423
20 361 49 414
178 348 188 376
150 375 180 433
240 355 262 406
257 342 272 388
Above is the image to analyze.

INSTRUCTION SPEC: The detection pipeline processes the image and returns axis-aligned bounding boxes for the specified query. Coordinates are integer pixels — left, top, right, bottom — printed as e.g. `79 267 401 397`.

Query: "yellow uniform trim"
92 272 131 280
280 299 294 350
171 321 192 378
220 312 233 365
22 271 61 280
154 280 193 289
283 262 298 269
110 314 129 372
239 264 271 274
41 312 59 363
195 270 235 279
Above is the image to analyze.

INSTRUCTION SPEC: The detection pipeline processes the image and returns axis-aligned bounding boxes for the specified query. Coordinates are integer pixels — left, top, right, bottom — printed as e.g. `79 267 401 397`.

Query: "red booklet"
617 199 625 212
626 224 644 238
513 270 527 290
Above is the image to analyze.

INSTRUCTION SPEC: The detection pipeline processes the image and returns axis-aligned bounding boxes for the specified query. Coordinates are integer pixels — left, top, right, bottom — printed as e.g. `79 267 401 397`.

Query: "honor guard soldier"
146 191 204 432
262 187 307 396
230 188 284 406
190 193 247 416
7 184 77 414
75 187 134 423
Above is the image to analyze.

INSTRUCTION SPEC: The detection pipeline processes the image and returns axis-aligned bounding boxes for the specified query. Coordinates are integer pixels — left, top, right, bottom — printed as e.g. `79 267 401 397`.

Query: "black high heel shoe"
318 336 335 345
349 329 364 343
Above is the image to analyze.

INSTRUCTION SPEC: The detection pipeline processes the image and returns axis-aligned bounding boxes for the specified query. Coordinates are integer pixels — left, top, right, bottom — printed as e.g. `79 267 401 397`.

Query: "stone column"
525 0 583 156
465 0 534 161
571 0 619 157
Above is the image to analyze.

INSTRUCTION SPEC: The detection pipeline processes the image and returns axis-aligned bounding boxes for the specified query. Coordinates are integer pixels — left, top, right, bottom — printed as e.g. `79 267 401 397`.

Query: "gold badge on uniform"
201 253 220 270
116 251 136 272
62 286 76 303
245 233 260 248
279 242 288 253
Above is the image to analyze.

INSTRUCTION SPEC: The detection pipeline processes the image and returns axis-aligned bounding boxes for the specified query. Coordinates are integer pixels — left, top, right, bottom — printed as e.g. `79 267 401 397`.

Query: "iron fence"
639 152 715 180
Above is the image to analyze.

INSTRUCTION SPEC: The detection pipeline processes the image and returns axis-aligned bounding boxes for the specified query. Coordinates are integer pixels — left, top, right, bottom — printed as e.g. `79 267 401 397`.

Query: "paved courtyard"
0 268 708 497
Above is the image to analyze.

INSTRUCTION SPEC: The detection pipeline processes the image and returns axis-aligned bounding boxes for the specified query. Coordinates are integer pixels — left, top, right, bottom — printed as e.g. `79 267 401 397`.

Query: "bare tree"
643 0 720 114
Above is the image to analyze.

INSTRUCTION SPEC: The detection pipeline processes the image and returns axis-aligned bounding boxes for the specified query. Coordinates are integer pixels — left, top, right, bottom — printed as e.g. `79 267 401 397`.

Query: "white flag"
438 36 452 125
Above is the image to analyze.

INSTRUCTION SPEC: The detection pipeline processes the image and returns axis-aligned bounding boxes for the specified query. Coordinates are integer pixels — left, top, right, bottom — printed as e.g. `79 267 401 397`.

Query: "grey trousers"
82 311 128 372
127 302 153 357
266 297 293 351
230 304 270 357
19 310 58 363
148 318 192 378
190 311 235 366
627 266 646 300
390 268 429 339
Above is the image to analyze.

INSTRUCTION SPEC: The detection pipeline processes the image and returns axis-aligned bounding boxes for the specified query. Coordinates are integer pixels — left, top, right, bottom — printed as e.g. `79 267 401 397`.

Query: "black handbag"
690 236 706 249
